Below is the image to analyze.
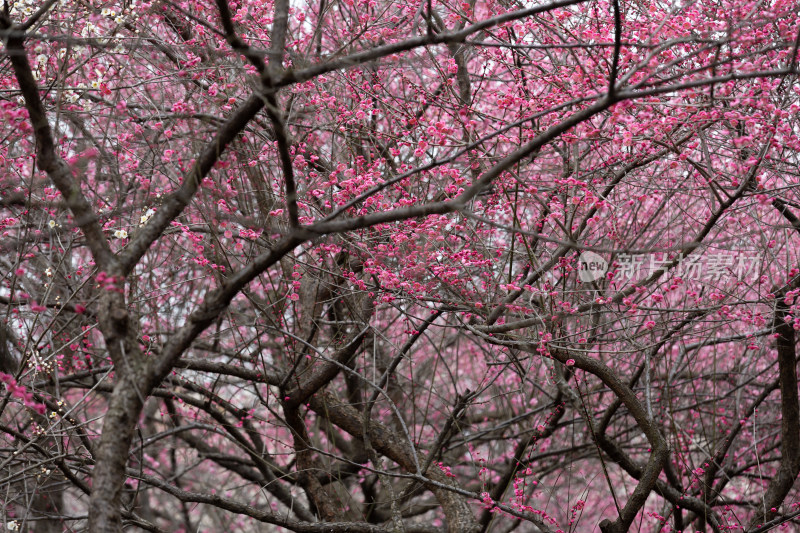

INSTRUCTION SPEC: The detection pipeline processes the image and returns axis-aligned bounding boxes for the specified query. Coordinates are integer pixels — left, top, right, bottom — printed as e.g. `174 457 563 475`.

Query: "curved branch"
1 15 114 268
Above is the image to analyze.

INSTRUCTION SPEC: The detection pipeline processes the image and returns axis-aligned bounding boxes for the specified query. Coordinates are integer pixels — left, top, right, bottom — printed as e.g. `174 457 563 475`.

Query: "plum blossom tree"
3 0 800 531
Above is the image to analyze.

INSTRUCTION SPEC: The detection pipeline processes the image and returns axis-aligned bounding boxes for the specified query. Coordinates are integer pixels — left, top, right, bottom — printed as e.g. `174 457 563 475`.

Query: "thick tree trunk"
88 380 146 532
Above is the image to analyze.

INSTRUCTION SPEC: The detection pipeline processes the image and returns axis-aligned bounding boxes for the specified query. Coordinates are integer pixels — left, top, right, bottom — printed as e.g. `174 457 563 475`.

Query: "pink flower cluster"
0 373 46 415
96 271 123 293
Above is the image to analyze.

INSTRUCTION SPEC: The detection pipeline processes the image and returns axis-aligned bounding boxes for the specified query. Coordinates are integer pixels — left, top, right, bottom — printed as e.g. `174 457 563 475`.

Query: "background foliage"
3 0 800 531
